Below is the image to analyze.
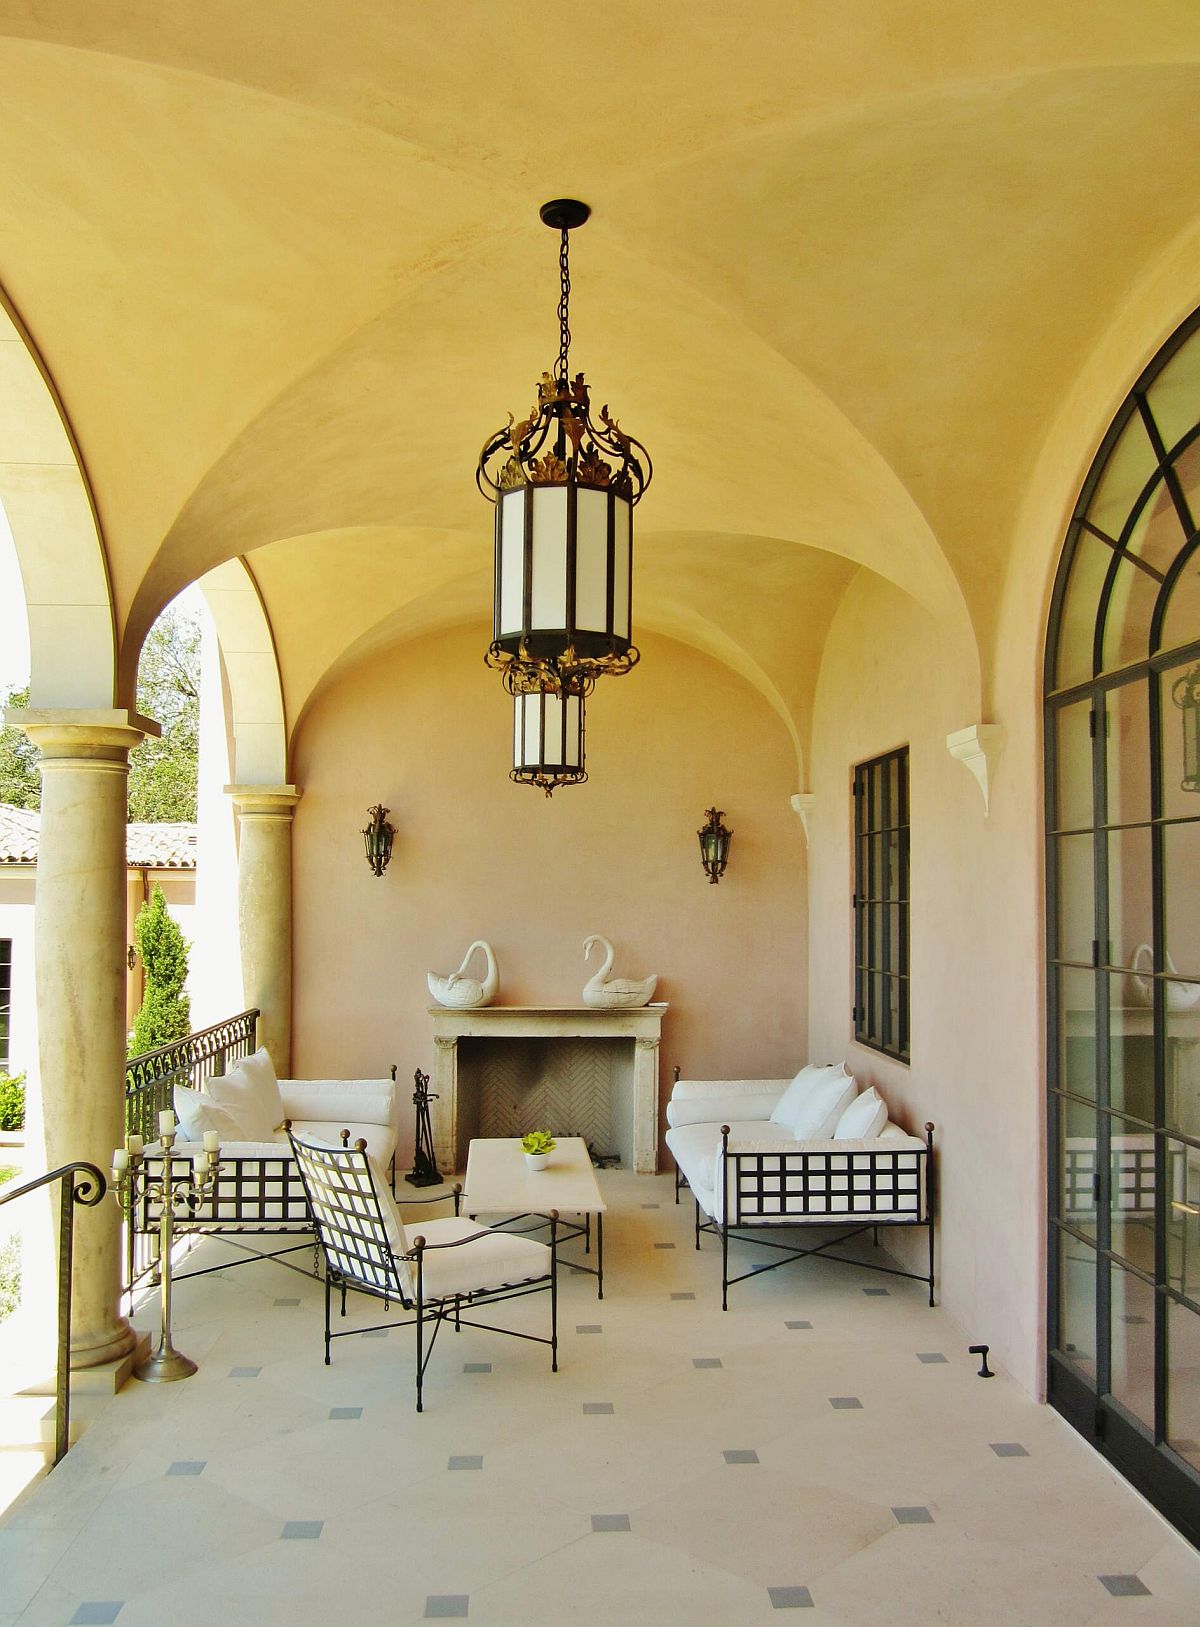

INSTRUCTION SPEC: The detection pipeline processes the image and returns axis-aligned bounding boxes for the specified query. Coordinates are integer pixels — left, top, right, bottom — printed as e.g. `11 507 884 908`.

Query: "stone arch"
195 556 287 786
0 289 114 707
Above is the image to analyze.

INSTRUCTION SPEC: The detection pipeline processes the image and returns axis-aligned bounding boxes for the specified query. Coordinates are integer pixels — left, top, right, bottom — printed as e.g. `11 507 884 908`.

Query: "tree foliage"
0 686 39 809
130 884 192 1056
0 603 201 821
128 605 201 822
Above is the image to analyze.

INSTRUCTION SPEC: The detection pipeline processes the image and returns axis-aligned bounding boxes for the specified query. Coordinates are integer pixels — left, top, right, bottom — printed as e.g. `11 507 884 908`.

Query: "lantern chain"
556 225 571 385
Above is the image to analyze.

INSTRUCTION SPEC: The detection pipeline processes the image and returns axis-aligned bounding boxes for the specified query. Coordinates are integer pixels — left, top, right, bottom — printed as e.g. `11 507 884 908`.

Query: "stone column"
226 785 301 1075
7 709 155 1369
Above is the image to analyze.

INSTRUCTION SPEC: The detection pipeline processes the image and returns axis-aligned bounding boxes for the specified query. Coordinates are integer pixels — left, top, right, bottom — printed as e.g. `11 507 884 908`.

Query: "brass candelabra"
112 1112 221 1382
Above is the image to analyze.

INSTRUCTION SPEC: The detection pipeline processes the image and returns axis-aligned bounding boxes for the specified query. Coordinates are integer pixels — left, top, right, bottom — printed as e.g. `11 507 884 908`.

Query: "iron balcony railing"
124 1010 259 1141
0 1162 108 1466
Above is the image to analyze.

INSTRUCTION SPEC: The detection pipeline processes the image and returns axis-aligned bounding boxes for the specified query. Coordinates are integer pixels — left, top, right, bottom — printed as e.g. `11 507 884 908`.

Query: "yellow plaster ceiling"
1 2 1199 747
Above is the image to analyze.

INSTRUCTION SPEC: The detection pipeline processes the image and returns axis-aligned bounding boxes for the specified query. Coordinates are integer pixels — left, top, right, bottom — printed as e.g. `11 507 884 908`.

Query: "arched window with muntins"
1045 309 1200 1545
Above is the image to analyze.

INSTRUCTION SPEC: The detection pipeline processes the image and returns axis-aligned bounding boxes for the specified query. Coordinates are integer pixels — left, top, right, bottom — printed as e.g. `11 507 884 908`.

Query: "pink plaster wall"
807 570 1045 1397
290 624 808 1164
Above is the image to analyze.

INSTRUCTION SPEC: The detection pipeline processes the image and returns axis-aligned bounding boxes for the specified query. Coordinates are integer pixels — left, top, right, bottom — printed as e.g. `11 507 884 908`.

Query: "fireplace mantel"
428 1004 667 1174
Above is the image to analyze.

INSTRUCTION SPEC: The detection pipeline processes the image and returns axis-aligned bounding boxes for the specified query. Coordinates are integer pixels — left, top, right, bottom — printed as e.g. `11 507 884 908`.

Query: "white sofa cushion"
207 1057 285 1141
667 1080 788 1129
280 1082 395 1129
768 1063 845 1129
788 1068 857 1138
665 1118 797 1199
287 1118 396 1169
834 1086 887 1141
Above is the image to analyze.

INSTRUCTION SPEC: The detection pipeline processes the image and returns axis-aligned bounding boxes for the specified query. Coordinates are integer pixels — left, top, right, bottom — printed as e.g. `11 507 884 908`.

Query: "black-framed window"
853 748 909 1062
0 939 10 1072
1044 306 1200 1547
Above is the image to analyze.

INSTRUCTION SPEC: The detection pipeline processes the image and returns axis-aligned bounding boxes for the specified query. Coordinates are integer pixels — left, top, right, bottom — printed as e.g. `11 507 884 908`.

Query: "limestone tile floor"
2 1169 1200 1625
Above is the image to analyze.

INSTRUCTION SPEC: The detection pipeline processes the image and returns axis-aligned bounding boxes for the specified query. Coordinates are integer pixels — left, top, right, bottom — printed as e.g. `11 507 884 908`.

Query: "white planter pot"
524 1151 550 1172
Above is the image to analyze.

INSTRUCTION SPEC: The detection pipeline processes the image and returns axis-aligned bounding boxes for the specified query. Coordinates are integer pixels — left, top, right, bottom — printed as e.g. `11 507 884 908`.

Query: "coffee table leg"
597 1211 604 1301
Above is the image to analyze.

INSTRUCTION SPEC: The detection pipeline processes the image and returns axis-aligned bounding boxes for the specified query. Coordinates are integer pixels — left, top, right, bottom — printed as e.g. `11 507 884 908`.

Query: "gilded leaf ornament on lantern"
529 452 569 482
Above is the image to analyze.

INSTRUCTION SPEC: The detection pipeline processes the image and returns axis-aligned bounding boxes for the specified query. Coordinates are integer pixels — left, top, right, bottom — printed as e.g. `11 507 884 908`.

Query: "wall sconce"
362 804 395 876
1173 663 1200 792
698 807 732 884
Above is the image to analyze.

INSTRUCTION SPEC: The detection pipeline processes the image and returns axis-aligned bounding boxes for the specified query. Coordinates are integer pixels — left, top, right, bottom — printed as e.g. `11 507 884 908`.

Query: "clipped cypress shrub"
129 885 191 1056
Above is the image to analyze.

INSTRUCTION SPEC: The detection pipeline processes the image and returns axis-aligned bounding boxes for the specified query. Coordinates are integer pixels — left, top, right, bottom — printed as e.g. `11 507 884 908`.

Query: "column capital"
4 707 159 759
225 784 302 819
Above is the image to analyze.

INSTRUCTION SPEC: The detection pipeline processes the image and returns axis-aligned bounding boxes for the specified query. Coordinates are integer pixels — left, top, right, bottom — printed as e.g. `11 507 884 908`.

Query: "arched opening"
1045 308 1200 1542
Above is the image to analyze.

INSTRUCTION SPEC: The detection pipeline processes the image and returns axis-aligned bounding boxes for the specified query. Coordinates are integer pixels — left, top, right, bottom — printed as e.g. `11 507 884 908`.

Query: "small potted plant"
521 1130 556 1172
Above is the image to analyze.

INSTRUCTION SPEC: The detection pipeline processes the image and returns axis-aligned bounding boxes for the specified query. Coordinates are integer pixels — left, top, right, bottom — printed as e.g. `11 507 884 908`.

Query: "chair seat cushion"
409 1216 552 1300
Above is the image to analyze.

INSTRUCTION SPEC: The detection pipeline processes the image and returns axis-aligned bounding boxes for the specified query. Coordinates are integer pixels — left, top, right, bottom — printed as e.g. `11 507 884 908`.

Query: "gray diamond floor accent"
917 1352 948 1363
768 1586 814 1609
229 1366 261 1378
448 1455 484 1470
329 1407 363 1420
990 1442 1029 1457
829 1397 863 1409
892 1506 933 1524
1121 1315 1149 1325
785 1320 812 1330
640 1203 660 1209
70 1606 123 1625
693 1358 723 1369
570 1266 588 1275
425 1596 469 1618
1098 1575 1151 1597
591 1514 631 1532
654 1242 676 1250
166 1460 205 1476
463 1362 491 1373
282 1520 324 1539
362 1328 388 1339
582 1402 615 1414
576 1324 602 1334
671 1291 696 1300
274 1297 301 1306
863 1287 890 1296
723 1449 760 1464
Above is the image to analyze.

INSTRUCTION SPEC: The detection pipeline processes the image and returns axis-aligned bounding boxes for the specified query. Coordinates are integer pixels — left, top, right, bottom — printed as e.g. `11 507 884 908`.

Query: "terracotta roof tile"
0 804 197 868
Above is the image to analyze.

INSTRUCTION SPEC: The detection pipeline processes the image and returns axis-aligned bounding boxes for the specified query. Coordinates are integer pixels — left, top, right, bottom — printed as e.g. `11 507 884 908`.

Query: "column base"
69 1316 139 1372
17 1330 151 1398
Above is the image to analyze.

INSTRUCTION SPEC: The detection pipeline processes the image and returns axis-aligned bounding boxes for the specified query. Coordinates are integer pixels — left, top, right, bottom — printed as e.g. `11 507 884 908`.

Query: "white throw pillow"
207 1060 285 1141
172 1083 245 1144
769 1062 843 1128
239 1048 285 1125
789 1068 857 1139
833 1085 887 1141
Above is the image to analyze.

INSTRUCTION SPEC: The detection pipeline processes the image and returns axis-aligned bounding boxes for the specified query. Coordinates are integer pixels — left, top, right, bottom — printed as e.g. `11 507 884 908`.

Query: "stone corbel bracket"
946 724 1005 815
789 792 816 845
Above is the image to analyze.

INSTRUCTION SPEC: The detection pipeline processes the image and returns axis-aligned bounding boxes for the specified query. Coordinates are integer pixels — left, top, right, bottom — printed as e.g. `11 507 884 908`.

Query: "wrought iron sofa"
665 1068 935 1308
129 1046 399 1289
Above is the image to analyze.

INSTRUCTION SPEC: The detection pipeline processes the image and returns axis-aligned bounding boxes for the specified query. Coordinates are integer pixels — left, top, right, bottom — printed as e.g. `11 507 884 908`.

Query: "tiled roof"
0 804 197 868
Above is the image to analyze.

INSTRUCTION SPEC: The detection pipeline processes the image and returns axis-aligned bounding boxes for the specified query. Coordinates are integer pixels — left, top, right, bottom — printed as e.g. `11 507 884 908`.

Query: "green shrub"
0 1235 19 1323
129 886 191 1056
0 1072 25 1133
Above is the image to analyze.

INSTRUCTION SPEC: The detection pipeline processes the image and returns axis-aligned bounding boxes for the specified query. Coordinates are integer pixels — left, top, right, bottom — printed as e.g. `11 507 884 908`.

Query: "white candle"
203 1130 220 1154
193 1152 209 1179
126 1134 143 1157
159 1109 176 1135
112 1147 129 1171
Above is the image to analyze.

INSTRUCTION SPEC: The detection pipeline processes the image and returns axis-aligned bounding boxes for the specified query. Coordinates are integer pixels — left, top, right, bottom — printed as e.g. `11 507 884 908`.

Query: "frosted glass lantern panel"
497 489 527 638
612 498 632 642
530 486 569 629
574 487 610 633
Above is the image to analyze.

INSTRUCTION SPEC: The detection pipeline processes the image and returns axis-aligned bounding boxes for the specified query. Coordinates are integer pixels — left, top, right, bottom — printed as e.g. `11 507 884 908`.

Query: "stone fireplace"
428 1005 666 1174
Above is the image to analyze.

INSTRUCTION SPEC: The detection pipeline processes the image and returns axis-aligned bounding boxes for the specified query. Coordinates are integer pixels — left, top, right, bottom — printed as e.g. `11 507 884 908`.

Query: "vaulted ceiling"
2 1 1199 760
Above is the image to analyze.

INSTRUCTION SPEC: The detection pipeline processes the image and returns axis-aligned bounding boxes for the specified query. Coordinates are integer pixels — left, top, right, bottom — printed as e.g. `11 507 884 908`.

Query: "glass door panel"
1108 1115 1158 1268
1106 825 1153 969
1055 834 1095 964
1109 1263 1157 1430
1167 1299 1200 1470
1058 966 1099 1102
1058 1230 1099 1379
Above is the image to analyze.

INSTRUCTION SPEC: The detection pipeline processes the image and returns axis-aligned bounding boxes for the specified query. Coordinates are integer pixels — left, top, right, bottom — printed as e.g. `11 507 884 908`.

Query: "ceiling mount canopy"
478 199 652 709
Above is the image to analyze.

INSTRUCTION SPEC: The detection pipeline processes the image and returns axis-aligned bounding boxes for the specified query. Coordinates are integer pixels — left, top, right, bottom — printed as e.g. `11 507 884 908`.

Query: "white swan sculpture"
427 941 499 1009
581 934 657 1009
